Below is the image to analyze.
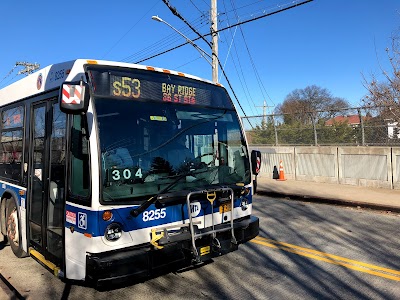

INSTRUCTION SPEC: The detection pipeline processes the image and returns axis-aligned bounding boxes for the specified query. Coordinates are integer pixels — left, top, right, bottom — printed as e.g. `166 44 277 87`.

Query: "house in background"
325 115 371 127
387 121 400 139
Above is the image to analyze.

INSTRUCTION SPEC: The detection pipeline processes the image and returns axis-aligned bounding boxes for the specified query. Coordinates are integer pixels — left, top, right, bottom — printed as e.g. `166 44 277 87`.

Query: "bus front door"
28 100 66 266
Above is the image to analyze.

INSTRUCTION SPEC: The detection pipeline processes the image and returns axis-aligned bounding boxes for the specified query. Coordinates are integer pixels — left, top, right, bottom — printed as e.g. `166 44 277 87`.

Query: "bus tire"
6 199 24 257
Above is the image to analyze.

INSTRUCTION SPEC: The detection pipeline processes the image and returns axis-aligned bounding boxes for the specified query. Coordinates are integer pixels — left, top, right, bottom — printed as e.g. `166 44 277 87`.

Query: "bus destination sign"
111 75 197 105
88 66 233 108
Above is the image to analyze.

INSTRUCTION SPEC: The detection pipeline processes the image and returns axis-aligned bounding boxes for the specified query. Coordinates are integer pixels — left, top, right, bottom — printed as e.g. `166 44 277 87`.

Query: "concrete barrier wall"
295 147 338 184
253 146 295 180
338 147 392 189
250 146 400 190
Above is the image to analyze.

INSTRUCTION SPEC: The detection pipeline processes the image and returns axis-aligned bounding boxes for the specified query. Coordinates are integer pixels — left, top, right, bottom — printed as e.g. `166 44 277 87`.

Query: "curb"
257 190 400 214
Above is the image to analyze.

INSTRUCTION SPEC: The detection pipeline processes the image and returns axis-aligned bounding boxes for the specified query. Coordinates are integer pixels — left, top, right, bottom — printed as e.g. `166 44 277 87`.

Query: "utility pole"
16 61 40 76
255 100 269 128
211 0 218 82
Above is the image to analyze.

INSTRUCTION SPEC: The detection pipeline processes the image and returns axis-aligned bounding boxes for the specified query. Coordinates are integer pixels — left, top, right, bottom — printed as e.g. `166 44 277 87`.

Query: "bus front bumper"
86 216 259 286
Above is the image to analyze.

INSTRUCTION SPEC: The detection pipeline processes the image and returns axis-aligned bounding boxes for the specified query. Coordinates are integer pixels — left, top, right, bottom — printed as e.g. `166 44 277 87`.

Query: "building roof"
325 114 370 126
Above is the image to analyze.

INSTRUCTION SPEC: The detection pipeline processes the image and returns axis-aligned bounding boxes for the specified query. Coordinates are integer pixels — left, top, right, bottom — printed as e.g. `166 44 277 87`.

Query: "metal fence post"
311 113 318 146
358 108 365 146
273 115 279 146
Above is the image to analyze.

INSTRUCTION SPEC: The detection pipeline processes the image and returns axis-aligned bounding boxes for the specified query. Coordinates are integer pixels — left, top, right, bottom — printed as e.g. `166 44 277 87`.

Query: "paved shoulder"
257 177 400 212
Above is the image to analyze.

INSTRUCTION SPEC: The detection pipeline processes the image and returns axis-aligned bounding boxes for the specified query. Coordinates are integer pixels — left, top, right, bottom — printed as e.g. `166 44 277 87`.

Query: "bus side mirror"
59 80 90 114
251 150 261 175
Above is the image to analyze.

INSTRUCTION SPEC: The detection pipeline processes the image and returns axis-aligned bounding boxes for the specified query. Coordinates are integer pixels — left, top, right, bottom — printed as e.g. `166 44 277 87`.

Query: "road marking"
251 236 400 282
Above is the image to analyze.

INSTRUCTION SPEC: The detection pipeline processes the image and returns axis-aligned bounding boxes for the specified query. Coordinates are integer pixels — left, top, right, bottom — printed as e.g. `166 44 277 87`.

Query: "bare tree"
276 85 349 125
362 27 400 123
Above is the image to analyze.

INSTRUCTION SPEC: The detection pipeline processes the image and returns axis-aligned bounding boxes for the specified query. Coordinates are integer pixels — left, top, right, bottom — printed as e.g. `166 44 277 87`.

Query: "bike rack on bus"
186 187 237 262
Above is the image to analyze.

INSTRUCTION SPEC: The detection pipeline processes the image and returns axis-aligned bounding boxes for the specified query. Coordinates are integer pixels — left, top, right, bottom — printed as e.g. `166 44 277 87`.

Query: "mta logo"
190 202 201 217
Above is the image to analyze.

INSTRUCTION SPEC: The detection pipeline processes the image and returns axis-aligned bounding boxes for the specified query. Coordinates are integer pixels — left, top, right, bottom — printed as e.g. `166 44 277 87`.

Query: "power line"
220 0 265 16
0 65 18 85
221 0 257 116
189 0 206 15
219 0 291 25
160 0 252 127
162 0 213 49
122 15 208 63
127 0 313 126
173 56 203 69
216 0 314 35
101 0 161 58
229 0 275 112
128 0 314 64
0 62 40 88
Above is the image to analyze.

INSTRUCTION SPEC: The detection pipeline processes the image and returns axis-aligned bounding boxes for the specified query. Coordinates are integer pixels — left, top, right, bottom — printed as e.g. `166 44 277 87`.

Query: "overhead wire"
122 1 271 63
189 0 206 15
230 0 276 111
162 0 213 49
219 0 300 26
218 25 238 74
220 0 257 116
231 33 258 115
173 56 203 69
122 14 209 63
223 0 265 14
127 0 313 65
0 65 18 87
159 0 254 128
1 74 19 88
215 0 313 33
101 0 161 59
120 0 313 126
199 0 211 8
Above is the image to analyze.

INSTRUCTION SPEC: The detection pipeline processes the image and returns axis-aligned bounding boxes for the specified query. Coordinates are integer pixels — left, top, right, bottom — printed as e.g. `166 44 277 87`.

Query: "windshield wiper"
130 170 204 217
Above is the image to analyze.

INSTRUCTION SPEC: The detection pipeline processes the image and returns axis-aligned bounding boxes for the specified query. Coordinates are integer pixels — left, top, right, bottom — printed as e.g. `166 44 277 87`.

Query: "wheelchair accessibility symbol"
78 212 87 230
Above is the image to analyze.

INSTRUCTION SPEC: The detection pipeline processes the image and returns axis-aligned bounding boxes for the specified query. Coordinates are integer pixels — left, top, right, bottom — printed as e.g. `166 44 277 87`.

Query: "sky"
1 0 399 119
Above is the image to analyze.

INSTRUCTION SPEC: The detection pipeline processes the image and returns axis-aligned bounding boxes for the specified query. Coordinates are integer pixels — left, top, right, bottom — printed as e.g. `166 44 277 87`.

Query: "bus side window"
0 106 24 182
70 115 90 201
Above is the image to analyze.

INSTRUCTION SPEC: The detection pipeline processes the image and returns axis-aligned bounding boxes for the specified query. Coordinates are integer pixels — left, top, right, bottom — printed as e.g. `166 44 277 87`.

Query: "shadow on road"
1 198 399 299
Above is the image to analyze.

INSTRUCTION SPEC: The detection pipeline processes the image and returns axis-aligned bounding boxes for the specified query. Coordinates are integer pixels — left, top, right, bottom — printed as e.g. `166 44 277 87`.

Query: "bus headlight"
105 223 122 241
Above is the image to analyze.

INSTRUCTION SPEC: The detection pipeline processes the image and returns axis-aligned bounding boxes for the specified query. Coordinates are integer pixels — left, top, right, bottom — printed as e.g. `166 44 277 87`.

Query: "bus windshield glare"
88 66 250 203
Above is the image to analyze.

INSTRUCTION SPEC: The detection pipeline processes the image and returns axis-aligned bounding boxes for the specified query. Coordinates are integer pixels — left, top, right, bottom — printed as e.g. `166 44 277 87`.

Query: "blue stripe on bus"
0 181 25 208
65 192 252 237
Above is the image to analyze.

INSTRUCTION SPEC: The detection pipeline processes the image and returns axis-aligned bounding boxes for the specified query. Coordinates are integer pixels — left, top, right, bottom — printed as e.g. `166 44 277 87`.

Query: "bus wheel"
6 199 23 257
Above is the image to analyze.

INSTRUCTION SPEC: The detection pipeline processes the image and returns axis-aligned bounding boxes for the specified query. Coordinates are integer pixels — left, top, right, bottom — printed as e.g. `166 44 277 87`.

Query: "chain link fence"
243 106 400 146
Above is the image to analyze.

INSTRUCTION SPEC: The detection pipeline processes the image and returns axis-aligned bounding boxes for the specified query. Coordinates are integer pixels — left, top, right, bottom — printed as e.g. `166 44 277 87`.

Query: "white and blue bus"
0 59 261 286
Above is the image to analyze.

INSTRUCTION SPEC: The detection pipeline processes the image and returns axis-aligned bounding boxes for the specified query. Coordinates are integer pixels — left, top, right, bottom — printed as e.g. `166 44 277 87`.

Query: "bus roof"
0 59 220 106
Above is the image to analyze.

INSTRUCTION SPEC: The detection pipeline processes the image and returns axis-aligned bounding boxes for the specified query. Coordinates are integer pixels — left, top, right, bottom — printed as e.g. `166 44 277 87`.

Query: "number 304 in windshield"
107 167 143 182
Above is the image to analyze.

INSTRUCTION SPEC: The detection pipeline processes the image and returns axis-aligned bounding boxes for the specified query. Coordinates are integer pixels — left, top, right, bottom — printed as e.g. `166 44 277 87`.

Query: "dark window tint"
0 106 24 181
70 115 90 200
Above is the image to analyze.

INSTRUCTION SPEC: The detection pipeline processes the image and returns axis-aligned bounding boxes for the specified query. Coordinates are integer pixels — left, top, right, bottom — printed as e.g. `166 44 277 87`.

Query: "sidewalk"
256 177 400 213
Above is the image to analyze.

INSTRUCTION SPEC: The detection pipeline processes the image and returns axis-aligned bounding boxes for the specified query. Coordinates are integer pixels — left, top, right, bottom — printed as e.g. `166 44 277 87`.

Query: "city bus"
0 59 261 285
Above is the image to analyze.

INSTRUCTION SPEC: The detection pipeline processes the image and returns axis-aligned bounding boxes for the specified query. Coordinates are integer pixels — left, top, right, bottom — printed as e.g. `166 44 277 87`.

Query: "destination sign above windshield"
111 75 197 105
87 66 233 109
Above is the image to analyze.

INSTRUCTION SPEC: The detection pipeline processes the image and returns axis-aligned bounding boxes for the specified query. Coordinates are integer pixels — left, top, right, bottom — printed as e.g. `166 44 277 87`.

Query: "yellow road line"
250 237 400 282
254 236 400 276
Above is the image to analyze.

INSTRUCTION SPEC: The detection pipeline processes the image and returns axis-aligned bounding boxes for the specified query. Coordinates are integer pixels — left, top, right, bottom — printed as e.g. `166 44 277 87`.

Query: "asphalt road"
1 195 399 299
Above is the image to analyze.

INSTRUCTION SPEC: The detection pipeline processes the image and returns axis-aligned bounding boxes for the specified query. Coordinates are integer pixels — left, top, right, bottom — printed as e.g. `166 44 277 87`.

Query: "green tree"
277 121 315 145
250 116 276 144
318 121 359 145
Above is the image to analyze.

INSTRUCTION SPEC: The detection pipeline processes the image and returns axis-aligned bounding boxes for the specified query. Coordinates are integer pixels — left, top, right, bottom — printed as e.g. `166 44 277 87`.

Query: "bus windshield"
95 99 250 203
88 66 250 203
